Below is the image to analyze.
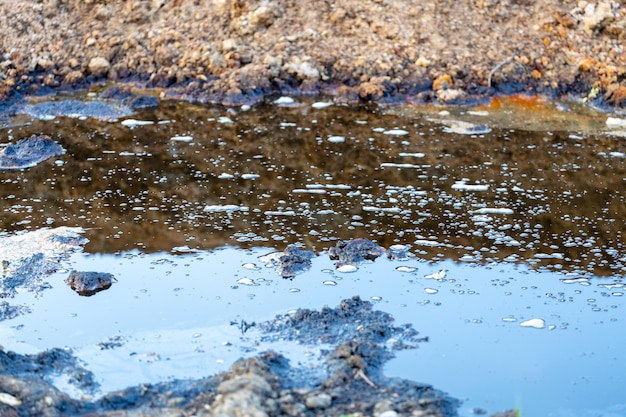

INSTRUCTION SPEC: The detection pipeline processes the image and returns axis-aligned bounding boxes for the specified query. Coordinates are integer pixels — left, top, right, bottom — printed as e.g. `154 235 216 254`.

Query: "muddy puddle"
1 93 626 416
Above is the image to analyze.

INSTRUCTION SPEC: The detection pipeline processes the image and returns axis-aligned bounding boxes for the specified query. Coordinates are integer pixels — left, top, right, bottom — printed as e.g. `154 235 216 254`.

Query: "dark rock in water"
277 244 315 278
99 85 159 110
65 271 115 296
328 238 386 267
20 99 133 121
0 135 64 170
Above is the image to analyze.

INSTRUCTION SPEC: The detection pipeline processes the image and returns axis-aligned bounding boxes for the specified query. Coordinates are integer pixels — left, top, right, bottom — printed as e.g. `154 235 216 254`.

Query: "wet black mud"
0 297 499 417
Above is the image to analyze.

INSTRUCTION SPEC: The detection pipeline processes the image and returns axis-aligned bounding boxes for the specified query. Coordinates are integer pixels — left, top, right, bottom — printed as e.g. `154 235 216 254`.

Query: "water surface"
1 94 626 416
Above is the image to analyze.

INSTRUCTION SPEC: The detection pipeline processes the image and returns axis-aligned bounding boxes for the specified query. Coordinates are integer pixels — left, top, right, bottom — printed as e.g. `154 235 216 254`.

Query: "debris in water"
328 238 386 268
65 271 115 296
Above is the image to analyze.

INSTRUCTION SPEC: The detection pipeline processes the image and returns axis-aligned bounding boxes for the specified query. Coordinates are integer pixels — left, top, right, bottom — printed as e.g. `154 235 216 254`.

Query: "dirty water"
1 93 626 416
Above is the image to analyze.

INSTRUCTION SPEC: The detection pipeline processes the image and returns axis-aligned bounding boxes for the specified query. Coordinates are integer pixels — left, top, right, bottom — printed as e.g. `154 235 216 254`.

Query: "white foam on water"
424 270 446 280
452 182 489 191
383 129 409 136
470 208 514 215
203 205 249 213
217 116 233 124
337 265 357 273
312 102 333 109
519 318 546 329
170 135 193 142
327 135 345 143
274 96 295 105
121 119 154 127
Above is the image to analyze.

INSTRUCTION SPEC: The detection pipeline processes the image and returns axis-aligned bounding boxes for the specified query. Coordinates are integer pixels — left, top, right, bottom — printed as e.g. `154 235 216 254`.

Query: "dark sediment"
0 297 517 417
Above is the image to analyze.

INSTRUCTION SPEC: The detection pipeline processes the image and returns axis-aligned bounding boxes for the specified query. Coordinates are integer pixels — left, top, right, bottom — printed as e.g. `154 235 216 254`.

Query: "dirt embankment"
0 0 625 107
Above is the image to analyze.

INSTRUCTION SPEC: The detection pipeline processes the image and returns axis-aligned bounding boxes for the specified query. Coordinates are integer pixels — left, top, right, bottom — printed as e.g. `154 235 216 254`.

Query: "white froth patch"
312 102 333 109
264 210 296 216
398 152 425 158
381 163 422 169
362 206 402 213
452 182 489 191
170 135 193 142
292 189 327 194
328 135 345 143
606 117 626 128
383 129 409 136
337 264 358 273
217 116 233 124
241 174 260 180
424 269 446 280
471 208 514 215
274 96 295 105
236 278 257 286
520 318 545 329
203 205 249 213
121 119 154 127
414 239 441 247
218 173 235 179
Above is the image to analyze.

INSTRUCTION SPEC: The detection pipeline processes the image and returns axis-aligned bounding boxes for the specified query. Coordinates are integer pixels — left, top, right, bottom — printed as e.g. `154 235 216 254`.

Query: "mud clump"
0 297 517 417
64 271 115 296
0 135 64 170
329 238 386 267
277 244 315 278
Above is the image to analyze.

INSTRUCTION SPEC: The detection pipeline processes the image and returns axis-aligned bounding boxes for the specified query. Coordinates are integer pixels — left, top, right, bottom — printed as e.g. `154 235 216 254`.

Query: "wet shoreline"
1 1 626 111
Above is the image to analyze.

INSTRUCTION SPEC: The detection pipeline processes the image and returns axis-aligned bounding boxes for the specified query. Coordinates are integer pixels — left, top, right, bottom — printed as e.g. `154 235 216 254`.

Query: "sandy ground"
0 0 625 107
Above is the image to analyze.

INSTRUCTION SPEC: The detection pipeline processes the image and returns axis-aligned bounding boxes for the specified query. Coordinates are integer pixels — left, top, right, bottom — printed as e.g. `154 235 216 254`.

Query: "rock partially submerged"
328 238 386 267
0 135 64 170
260 244 315 278
65 271 115 296
277 245 315 278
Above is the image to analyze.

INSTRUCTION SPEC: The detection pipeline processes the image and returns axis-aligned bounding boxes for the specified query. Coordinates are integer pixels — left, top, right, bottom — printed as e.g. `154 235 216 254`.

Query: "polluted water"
1 93 626 416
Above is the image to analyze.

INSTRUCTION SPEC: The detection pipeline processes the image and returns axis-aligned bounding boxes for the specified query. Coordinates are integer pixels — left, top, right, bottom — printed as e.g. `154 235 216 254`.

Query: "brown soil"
1 0 625 107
